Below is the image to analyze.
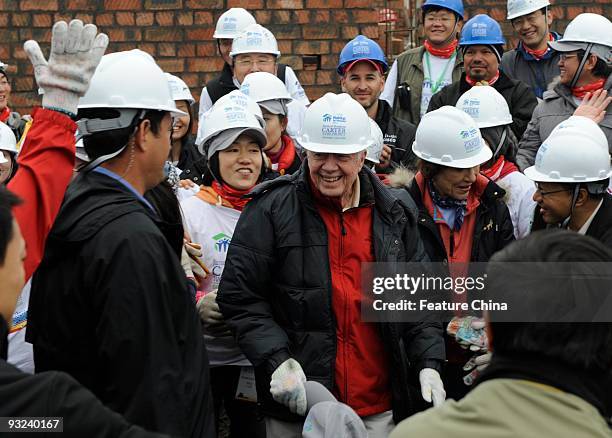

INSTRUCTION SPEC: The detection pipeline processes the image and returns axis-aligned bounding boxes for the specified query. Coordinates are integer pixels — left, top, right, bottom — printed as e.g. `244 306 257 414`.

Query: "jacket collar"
374 99 392 132
585 193 612 239
219 62 235 88
548 74 612 103
516 32 561 61
409 45 463 72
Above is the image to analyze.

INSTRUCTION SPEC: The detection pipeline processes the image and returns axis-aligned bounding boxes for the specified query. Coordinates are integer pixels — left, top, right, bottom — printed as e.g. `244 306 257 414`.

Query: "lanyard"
424 51 456 95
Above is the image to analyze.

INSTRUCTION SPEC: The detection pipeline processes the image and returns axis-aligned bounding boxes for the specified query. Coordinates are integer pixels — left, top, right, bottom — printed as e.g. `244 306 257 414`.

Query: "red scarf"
466 70 500 87
572 78 606 99
212 181 252 212
481 155 518 181
424 39 459 59
523 33 554 60
0 106 10 122
274 135 297 175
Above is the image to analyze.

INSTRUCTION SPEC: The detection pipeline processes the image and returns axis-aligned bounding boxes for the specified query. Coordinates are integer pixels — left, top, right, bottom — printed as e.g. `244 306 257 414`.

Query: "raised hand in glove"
419 368 446 407
270 358 307 416
24 19 108 116
196 291 231 337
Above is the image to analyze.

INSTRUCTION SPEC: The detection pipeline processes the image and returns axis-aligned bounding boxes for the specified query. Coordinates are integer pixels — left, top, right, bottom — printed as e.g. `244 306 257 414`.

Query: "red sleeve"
7 107 76 281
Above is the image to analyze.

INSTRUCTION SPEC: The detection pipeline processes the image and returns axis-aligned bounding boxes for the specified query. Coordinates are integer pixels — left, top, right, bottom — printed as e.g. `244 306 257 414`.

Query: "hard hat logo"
321 113 348 140
222 17 238 32
472 23 488 37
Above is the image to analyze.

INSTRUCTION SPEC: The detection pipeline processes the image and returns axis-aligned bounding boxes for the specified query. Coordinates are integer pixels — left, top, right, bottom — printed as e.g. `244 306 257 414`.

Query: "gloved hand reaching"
419 368 446 407
24 19 109 116
270 358 307 416
196 291 231 337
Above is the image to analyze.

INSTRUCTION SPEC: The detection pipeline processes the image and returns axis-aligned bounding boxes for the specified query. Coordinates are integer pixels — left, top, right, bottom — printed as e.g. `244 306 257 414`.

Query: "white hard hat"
79 50 185 116
198 91 266 155
0 122 17 164
456 86 512 129
548 13 612 62
230 24 280 58
240 71 292 104
366 119 384 164
213 8 256 40
548 116 608 149
298 93 370 154
524 124 611 183
506 0 550 20
165 73 195 105
412 106 492 168
75 137 90 163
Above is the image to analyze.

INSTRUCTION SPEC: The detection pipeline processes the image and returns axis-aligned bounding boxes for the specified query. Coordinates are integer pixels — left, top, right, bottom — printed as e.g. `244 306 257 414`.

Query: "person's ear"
281 115 288 131
340 76 347 93
546 9 553 26
574 187 590 208
456 18 464 34
134 119 152 152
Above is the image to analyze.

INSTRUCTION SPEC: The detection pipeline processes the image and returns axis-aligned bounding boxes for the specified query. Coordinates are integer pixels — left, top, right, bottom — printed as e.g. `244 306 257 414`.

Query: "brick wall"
0 0 379 115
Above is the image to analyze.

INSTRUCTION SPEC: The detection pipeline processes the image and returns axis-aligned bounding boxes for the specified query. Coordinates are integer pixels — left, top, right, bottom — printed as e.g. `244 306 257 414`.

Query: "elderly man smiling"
217 93 446 438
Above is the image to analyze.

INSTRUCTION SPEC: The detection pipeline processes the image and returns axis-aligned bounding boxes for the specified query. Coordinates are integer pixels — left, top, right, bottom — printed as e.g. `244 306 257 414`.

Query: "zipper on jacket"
340 213 347 236
338 211 349 405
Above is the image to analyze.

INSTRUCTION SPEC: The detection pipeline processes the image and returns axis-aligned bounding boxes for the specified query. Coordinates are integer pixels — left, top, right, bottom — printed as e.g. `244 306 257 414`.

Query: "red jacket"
312 178 392 417
8 108 76 281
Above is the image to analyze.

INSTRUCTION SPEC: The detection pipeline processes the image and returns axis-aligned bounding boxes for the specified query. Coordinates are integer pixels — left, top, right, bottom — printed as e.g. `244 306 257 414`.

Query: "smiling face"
218 134 263 190
532 182 573 224
307 150 365 207
171 100 191 143
511 9 552 50
341 61 385 113
463 45 499 82
432 165 479 200
217 38 233 65
0 74 11 112
424 9 462 46
262 108 287 154
233 53 277 84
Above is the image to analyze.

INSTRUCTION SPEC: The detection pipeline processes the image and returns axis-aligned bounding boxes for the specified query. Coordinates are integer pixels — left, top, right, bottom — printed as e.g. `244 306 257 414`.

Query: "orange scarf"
523 33 554 60
267 135 297 176
211 181 252 211
572 78 606 99
466 70 500 87
424 39 459 59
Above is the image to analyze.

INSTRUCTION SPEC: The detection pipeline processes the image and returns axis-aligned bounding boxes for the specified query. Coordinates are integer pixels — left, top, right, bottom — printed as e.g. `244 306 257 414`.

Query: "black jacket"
1 319 171 438
374 99 418 173
176 135 203 173
406 177 515 263
217 163 445 423
26 171 214 438
427 71 538 140
584 193 612 248
205 63 237 104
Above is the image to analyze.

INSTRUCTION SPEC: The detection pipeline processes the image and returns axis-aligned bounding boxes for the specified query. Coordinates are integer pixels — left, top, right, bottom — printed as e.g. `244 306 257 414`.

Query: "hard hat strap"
570 43 594 89
492 127 508 160
562 184 581 229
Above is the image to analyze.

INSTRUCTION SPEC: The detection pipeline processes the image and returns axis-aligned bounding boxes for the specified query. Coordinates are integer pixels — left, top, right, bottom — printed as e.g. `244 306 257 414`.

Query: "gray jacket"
516 74 612 171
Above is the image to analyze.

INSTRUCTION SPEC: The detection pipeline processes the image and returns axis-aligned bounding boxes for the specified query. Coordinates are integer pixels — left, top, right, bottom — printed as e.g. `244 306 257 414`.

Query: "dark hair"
417 159 443 179
178 101 195 150
77 108 167 160
487 230 612 373
577 49 612 79
0 186 22 265
480 125 518 165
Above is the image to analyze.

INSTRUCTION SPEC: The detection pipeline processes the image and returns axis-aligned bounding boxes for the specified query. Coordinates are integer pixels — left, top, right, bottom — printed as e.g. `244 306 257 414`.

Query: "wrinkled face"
432 165 479 200
532 182 573 224
341 61 385 112
171 100 191 142
0 75 10 112
307 151 365 205
218 38 233 65
424 9 461 46
0 219 26 324
233 53 276 84
0 151 13 184
218 134 263 190
262 108 286 153
511 9 551 49
463 46 499 82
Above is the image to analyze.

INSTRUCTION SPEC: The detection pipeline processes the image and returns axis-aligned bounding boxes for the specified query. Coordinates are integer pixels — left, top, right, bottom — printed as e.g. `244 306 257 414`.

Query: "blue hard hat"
422 0 464 19
337 35 389 75
459 14 505 46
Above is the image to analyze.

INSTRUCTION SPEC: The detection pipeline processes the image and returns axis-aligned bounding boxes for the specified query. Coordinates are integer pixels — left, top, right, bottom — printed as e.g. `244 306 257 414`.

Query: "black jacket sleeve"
509 82 538 139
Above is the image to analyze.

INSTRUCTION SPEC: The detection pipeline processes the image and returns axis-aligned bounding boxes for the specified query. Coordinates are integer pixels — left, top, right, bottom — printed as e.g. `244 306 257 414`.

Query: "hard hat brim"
412 139 493 169
548 40 586 53
299 141 368 155
204 126 267 158
524 165 612 183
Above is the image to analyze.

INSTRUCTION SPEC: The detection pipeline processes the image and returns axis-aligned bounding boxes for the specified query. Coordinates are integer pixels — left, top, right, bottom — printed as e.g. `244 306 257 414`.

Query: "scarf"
572 78 606 99
268 135 297 176
481 156 518 182
522 33 554 60
0 106 10 123
424 39 459 59
211 180 252 212
427 179 467 231
466 70 500 87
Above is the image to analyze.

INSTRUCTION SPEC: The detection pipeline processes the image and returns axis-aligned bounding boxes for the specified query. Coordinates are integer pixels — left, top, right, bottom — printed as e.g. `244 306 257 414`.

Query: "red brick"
584 6 603 14
116 12 135 25
0 12 7 26
196 42 217 56
181 73 199 87
20 0 57 10
96 13 115 26
0 45 9 59
74 13 94 22
361 24 379 39
280 55 302 70
135 12 153 25
194 11 212 24
549 5 564 19
12 46 27 60
32 13 52 27
345 0 371 6
178 43 195 57
103 0 141 10
341 25 359 39
155 11 174 25
145 28 182 41
315 70 334 85
176 11 193 25
185 27 214 40
186 0 223 8
305 0 341 7
311 10 330 24
294 40 330 55
303 25 338 39
332 9 349 23
254 10 271 24
331 40 345 53
297 70 315 85
566 6 583 19
321 54 338 69
14 76 34 92
144 0 182 9
278 40 292 54
489 7 506 21
272 10 292 24
158 43 176 56
228 0 263 7
12 12 31 27
267 25 301 40
187 57 224 73
53 12 73 22
352 9 376 24
108 28 141 42
67 0 94 7
267 0 303 8
304 85 339 100
293 10 309 24
158 58 184 73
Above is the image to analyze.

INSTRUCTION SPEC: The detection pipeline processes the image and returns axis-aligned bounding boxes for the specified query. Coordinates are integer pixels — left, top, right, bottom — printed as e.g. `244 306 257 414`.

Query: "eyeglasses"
510 13 543 29
559 53 579 62
424 16 453 24
535 184 571 197
234 58 275 68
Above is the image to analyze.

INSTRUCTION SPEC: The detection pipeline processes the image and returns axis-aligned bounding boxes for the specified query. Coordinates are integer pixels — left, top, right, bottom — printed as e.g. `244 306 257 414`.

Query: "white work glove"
270 358 307 416
184 241 207 279
419 368 446 407
24 19 108 115
463 352 492 385
196 291 231 337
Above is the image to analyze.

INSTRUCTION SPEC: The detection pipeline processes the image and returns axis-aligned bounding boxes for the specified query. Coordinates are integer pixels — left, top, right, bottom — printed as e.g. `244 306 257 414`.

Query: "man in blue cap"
427 14 537 139
338 35 417 172
380 0 465 125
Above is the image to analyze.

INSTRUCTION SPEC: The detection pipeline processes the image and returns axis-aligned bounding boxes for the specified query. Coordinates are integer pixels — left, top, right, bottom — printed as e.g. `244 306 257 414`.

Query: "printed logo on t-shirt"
213 232 232 253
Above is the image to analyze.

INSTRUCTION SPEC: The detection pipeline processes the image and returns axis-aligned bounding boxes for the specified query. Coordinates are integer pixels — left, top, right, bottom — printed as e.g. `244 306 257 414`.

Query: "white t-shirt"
7 280 34 374
420 53 455 117
380 59 398 108
181 194 250 367
496 170 537 239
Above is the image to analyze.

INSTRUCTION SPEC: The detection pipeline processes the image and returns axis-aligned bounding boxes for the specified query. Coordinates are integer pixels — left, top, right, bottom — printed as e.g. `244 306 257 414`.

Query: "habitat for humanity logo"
460 128 480 153
352 40 370 55
321 113 347 139
213 232 232 252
